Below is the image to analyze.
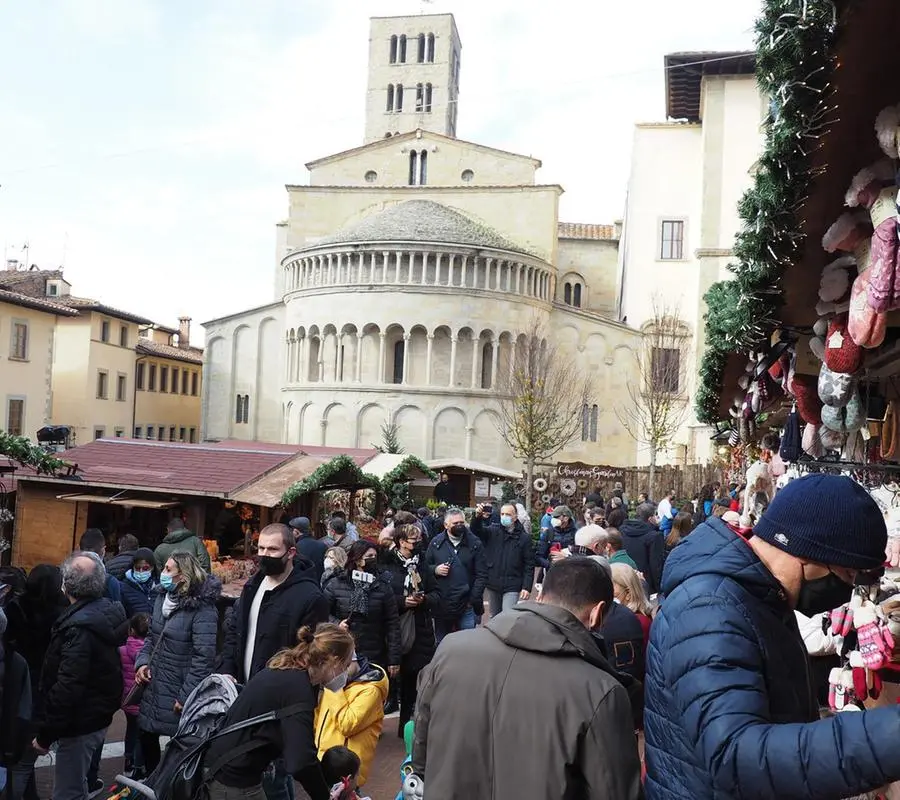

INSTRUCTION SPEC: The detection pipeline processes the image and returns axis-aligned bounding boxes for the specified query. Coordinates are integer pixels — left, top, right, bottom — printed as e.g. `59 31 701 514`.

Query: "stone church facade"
201 13 640 470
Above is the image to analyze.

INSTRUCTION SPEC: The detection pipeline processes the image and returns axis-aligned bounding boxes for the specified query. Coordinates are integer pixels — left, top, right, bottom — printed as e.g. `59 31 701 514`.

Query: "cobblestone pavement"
35 711 407 800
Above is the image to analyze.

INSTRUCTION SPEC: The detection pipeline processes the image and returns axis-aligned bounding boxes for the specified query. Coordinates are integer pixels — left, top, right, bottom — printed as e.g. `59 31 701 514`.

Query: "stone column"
402 333 411 384
284 338 292 382
465 425 474 459
487 258 495 289
470 336 480 387
298 336 307 383
355 333 364 382
508 340 517 384
448 335 458 387
395 251 403 284
435 253 443 285
446 254 455 287
336 333 344 381
407 253 415 284
382 252 389 284
318 352 325 383
421 252 429 285
320 418 327 446
425 333 434 385
325 254 333 285
378 333 386 383
490 337 499 389
515 263 522 294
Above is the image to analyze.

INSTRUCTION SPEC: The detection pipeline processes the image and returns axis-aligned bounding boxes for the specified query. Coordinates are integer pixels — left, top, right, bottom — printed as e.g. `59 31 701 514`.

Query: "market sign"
555 462 626 483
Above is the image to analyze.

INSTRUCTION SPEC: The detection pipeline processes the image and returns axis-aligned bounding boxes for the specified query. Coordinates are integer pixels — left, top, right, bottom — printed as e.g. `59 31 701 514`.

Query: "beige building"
202 13 641 471
135 319 203 443
0 263 202 448
619 52 764 465
0 284 77 439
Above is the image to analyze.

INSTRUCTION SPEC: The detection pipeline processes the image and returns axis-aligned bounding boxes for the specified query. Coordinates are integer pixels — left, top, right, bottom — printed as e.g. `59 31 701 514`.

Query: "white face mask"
551 518 563 528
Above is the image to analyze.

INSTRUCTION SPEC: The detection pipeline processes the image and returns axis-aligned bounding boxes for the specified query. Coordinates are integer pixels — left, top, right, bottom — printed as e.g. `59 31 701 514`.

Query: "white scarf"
162 592 178 619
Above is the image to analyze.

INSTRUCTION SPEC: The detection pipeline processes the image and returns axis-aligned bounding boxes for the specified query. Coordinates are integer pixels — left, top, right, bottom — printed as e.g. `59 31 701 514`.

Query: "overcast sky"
0 0 759 336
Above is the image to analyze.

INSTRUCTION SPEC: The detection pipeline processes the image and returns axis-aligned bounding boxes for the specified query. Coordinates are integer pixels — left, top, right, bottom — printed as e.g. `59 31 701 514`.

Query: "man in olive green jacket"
154 518 211 572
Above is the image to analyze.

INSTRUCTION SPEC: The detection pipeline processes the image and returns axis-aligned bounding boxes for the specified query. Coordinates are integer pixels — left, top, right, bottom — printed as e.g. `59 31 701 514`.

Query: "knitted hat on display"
753 474 886 570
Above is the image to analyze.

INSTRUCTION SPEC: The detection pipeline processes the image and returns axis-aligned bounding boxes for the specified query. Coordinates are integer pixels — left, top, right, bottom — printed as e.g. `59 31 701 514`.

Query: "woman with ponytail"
205 623 354 800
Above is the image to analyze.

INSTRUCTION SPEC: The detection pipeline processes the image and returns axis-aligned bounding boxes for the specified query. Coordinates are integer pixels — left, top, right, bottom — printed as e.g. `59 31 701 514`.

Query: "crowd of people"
5 473 900 799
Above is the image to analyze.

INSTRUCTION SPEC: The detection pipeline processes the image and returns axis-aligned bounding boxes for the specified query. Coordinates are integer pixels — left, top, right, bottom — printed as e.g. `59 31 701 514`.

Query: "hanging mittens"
855 605 894 670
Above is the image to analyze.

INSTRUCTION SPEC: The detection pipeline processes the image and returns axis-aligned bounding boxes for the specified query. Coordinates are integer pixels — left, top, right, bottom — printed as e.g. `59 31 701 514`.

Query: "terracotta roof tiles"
0 289 80 316
557 222 618 241
136 339 204 364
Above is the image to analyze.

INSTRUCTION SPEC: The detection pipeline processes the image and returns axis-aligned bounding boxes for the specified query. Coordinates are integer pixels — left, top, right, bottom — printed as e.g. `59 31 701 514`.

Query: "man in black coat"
619 502 666 595
423 508 488 644
221 524 330 684
289 516 327 580
32 552 126 800
470 503 534 617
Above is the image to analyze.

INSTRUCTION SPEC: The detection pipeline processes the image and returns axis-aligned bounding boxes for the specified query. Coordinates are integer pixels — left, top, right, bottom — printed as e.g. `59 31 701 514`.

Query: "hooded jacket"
153 526 211 572
135 575 220 735
37 596 127 747
619 519 665 594
412 602 643 800
119 570 156 618
291 518 328 581
314 658 389 787
470 517 535 594
105 549 137 580
220 556 330 683
644 516 900 799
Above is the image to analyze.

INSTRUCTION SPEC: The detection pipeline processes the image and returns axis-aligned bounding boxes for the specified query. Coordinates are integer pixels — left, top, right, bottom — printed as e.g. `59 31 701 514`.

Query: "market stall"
424 458 522 508
696 3 900 787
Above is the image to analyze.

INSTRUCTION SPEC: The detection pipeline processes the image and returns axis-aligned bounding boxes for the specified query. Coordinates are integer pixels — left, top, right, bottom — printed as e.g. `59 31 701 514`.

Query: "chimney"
178 317 191 349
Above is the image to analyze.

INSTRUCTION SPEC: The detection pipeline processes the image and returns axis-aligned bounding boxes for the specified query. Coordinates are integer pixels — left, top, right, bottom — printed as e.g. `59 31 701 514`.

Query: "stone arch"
296 401 313 444
357 402 387 448
432 406 467 459
204 335 229 440
454 326 475 387
407 324 428 386
338 323 359 383
324 402 354 447
393 404 427 456
321 324 339 383
431 325 452 386
307 324 322 382
556 325 581 358
301 402 320 444
384 323 406 385
471 408 504 465
360 323 381 384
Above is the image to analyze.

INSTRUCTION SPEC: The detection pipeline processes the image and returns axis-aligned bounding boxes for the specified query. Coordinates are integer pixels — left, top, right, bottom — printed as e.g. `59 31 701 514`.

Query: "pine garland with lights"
281 455 380 506
696 0 840 424
0 432 65 475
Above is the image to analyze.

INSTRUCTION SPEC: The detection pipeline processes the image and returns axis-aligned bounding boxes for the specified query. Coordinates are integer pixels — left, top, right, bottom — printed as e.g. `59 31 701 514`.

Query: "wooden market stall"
424 458 522 508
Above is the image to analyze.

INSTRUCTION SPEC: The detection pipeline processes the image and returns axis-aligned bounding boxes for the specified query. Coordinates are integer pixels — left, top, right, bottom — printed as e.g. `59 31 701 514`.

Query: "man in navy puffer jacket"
645 474 900 799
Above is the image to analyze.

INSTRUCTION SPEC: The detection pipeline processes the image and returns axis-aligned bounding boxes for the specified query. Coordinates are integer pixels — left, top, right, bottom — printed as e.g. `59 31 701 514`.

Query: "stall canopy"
280 454 381 506
426 458 521 481
364 453 435 483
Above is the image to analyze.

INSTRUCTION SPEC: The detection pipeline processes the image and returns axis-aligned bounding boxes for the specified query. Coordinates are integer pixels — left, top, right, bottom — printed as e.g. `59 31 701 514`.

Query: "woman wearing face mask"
322 541 401 682
381 524 436 736
206 624 354 800
118 548 158 617
133 552 220 775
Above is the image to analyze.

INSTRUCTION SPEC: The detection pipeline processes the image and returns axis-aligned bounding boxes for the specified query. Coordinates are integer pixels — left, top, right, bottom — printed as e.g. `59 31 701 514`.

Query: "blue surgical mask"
133 570 152 584
500 515 514 527
159 573 176 592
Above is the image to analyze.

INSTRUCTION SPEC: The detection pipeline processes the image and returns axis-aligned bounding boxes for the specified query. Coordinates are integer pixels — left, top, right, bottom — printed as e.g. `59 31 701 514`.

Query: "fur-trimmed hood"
154 574 221 610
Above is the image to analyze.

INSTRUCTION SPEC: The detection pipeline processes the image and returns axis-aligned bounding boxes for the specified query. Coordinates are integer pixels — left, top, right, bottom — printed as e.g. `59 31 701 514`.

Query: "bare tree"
616 300 691 498
494 318 593 511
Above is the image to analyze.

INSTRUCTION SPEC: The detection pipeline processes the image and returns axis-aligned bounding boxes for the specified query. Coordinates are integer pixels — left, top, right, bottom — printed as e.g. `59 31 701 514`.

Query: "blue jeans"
262 760 294 800
54 729 107 800
434 606 477 645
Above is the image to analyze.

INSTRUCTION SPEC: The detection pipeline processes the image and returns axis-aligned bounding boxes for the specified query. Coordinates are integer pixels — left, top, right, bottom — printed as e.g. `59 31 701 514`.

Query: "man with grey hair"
31 553 126 800
571 524 610 571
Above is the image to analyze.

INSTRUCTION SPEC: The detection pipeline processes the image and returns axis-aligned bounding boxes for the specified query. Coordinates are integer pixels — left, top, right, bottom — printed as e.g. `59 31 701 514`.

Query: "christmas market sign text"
556 462 625 483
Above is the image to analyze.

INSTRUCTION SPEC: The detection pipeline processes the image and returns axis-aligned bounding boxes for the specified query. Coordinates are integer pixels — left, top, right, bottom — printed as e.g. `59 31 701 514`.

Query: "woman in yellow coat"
314 653 389 787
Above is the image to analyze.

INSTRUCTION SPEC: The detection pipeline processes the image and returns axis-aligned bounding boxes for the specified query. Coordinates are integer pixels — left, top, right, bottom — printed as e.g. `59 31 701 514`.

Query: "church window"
590 405 598 441
396 84 404 112
399 35 407 63
419 150 428 185
417 33 425 63
481 342 493 389
416 83 424 112
573 283 582 307
386 84 394 112
339 345 345 382
581 404 589 441
660 219 685 260
461 168 474 182
425 83 432 112
389 35 398 64
564 282 572 305
365 170 378 183
427 33 435 62
392 340 404 384
408 150 419 185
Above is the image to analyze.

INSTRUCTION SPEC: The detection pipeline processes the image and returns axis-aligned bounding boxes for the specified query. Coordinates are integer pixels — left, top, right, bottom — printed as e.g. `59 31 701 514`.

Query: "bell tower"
364 14 461 143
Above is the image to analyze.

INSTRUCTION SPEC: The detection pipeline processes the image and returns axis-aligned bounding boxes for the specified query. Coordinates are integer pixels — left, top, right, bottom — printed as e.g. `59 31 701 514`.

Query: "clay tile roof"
557 222 618 241
313 200 536 256
0 289 80 316
136 339 204 364
55 296 153 325
51 439 298 496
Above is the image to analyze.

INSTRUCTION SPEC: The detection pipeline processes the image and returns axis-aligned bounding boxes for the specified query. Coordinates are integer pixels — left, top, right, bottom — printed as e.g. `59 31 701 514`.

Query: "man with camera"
470 503 534 617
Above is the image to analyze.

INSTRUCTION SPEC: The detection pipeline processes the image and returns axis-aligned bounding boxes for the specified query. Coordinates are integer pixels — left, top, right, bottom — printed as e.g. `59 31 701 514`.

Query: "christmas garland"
281 454 380 506
0 432 65 475
696 0 840 424
378 455 437 494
